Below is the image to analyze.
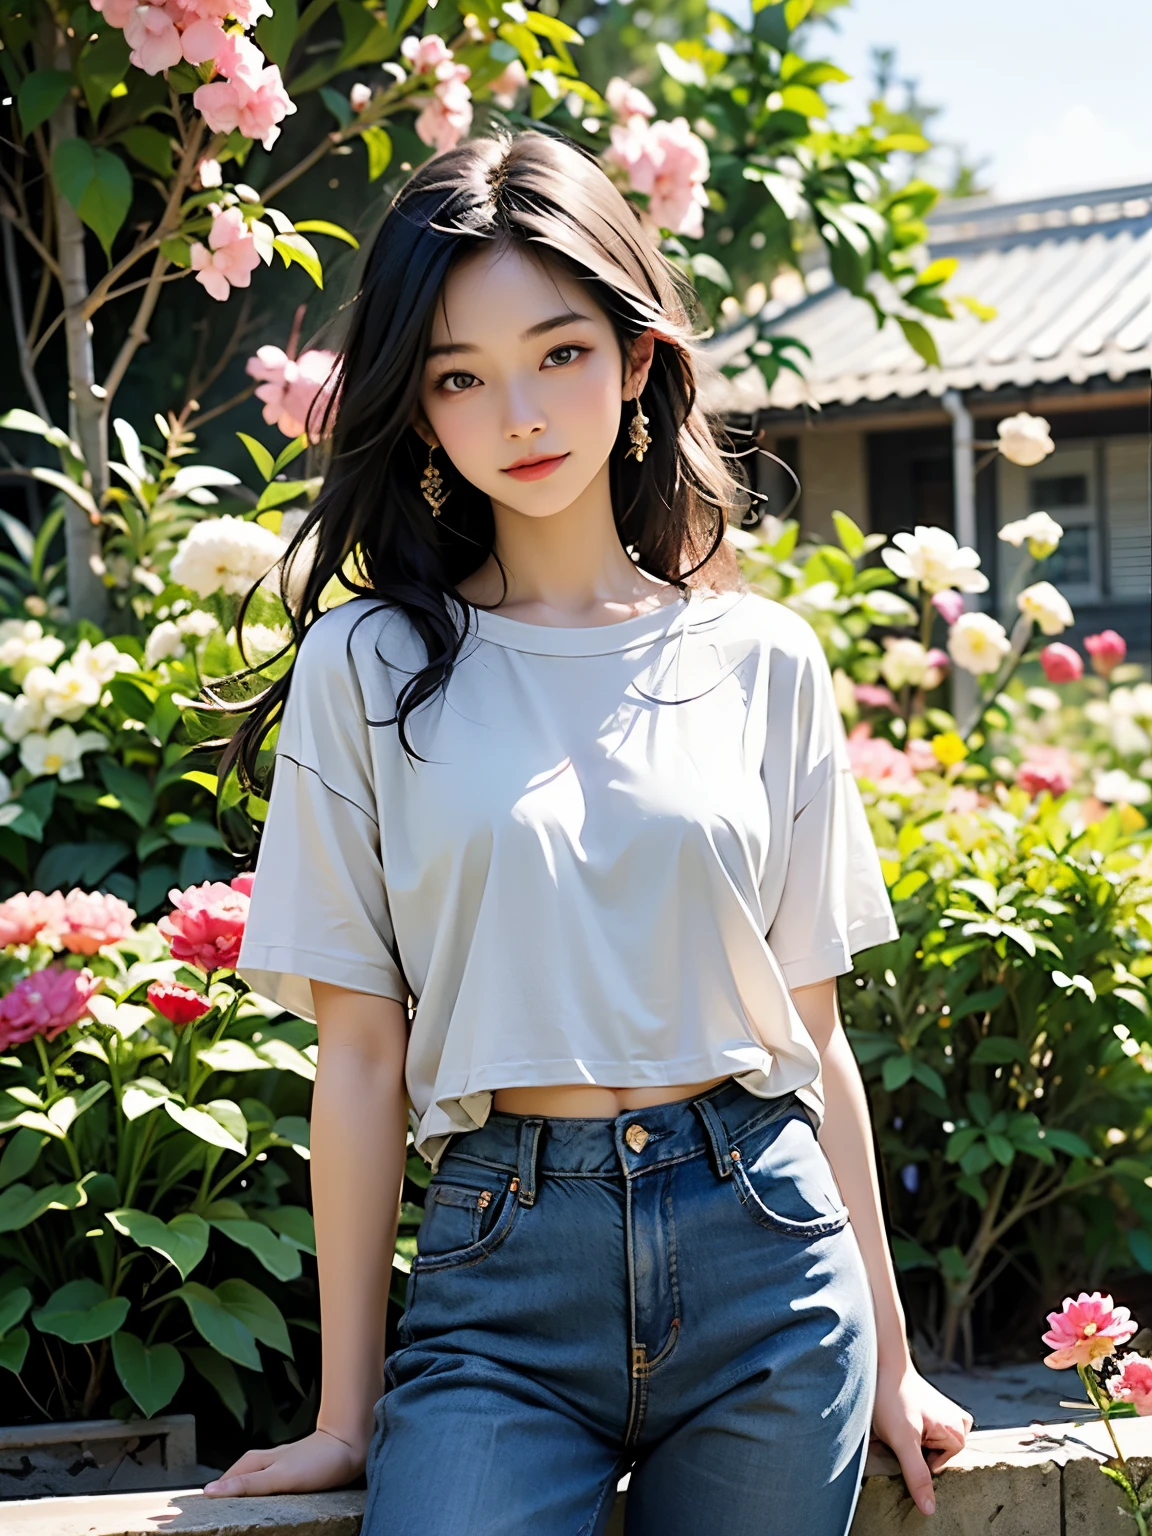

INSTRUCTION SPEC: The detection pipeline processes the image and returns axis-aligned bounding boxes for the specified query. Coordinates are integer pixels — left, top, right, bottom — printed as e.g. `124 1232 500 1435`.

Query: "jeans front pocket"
413 1167 521 1272
729 1106 851 1239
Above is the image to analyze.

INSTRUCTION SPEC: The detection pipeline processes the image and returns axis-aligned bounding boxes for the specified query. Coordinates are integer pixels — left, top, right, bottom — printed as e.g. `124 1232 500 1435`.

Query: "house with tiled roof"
701 180 1152 655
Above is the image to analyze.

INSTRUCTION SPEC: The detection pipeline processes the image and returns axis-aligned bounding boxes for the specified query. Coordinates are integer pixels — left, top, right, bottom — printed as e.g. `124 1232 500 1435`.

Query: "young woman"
202 127 972 1532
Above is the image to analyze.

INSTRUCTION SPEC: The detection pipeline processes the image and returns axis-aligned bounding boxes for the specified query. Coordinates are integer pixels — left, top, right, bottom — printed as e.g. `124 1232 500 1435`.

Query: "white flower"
21 662 101 724
20 724 107 782
278 509 319 612
198 157 223 188
879 637 929 690
0 619 66 683
0 689 50 742
1094 769 1151 806
996 412 1054 467
237 622 290 660
998 511 1064 560
947 612 1012 676
785 581 845 615
169 515 287 599
881 526 989 595
176 609 219 639
70 638 138 687
1018 581 1073 636
1024 686 1063 713
145 621 186 667
1111 685 1152 723
132 564 166 596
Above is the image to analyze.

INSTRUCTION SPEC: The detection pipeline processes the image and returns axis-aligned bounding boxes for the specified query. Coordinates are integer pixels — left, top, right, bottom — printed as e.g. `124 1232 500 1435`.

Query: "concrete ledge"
6 1418 1152 1536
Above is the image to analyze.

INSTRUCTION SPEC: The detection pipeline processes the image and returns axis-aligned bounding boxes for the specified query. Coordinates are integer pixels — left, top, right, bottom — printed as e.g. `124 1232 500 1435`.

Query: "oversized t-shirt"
236 584 899 1168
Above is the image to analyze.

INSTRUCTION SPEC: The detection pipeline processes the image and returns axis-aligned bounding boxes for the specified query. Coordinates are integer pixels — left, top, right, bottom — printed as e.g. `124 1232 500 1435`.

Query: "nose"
502 379 548 441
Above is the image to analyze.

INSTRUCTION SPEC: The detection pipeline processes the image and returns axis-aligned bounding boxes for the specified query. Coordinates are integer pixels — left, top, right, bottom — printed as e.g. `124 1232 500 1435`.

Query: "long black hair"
216 125 754 787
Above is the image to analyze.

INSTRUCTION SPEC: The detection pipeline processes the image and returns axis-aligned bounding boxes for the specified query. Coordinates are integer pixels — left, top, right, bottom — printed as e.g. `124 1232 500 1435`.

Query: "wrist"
316 1417 373 1462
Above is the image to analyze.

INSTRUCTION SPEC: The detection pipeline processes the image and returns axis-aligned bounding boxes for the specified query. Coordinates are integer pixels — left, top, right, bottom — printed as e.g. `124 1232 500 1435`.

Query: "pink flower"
487 59 527 109
147 980 212 1027
90 0 137 24
400 34 454 72
605 76 657 121
0 965 101 1048
845 722 914 787
1110 1355 1152 1415
413 63 473 154
604 115 710 238
245 345 338 440
158 876 251 973
123 1 183 75
1017 745 1075 799
349 82 372 112
854 683 898 710
0 890 65 949
1040 643 1083 683
932 590 967 627
905 737 938 773
944 786 981 814
229 871 255 898
1085 630 1127 678
923 647 950 688
190 205 265 302
180 14 228 63
1041 1291 1137 1369
57 889 136 956
193 41 296 150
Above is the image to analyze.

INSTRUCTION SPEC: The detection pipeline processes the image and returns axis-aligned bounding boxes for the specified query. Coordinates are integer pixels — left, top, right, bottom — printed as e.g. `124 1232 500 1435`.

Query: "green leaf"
0 1130 50 1189
890 1237 935 1272
1128 1230 1152 1274
106 1208 210 1281
970 1037 1022 1065
164 1099 247 1155
121 1078 172 1121
17 70 73 137
1042 1127 1094 1158
272 234 323 288
0 1180 89 1232
237 433 275 482
294 219 358 249
831 510 865 559
98 758 156 828
116 126 174 178
77 29 131 119
51 139 133 258
986 1133 1015 1167
910 257 958 291
211 1219 303 1281
361 125 392 182
112 1331 184 1417
896 316 940 369
186 1345 248 1423
0 1286 32 1339
197 1040 269 1074
33 1279 130 1343
216 1277 293 1358
256 1205 316 1254
910 1060 946 1098
29 466 100 520
271 436 308 477
272 1115 310 1158
947 987 1006 1024
320 86 354 128
255 0 298 68
171 1282 262 1370
0 1328 30 1375
165 819 227 848
255 478 316 512
882 1055 914 1091
690 253 732 293
159 236 192 269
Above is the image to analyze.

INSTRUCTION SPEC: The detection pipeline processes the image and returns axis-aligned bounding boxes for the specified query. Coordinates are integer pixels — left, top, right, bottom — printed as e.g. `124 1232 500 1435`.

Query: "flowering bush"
0 878 321 1434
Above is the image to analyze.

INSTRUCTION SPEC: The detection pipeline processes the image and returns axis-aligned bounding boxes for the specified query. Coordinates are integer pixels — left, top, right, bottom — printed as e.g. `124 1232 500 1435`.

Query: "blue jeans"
363 1080 878 1535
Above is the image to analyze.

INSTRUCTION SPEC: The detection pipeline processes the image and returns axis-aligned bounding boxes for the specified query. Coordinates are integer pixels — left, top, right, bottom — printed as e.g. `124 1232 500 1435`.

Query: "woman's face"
414 243 654 520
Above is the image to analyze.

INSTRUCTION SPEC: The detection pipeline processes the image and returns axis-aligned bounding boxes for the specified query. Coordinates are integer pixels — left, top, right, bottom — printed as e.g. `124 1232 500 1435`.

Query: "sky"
714 0 1152 202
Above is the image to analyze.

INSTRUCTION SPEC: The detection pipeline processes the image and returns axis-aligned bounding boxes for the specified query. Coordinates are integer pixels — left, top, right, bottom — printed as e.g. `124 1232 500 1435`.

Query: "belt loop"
692 1096 734 1180
515 1118 543 1207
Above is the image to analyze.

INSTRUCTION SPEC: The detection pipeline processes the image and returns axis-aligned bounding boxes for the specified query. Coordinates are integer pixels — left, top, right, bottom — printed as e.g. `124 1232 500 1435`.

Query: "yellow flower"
932 732 968 767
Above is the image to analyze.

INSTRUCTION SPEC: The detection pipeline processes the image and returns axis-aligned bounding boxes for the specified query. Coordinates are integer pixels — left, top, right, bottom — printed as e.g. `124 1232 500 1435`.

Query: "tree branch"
0 203 63 280
2 215 52 422
259 131 343 204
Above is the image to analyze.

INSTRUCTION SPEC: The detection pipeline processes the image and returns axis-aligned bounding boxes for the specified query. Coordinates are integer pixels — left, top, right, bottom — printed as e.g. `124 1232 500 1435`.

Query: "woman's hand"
871 1358 974 1517
202 1427 368 1497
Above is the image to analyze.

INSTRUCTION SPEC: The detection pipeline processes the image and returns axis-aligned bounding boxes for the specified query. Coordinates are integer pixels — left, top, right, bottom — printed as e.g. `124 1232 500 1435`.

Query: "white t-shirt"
237 585 898 1167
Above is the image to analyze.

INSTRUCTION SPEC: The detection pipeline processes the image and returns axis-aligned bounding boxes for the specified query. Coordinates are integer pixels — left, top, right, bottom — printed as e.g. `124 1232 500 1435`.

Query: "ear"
410 415 437 450
623 328 658 401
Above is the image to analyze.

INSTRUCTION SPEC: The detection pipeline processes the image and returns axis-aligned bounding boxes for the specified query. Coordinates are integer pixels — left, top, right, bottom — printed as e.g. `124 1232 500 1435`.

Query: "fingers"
893 1439 936 1518
203 1449 277 1497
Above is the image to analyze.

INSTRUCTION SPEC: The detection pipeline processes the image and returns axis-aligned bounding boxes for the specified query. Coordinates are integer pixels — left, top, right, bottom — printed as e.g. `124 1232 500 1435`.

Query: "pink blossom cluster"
193 31 296 150
158 872 252 974
91 0 266 74
245 345 339 439
401 35 472 154
0 888 136 954
191 204 269 302
1042 1291 1137 1370
0 966 101 1049
1016 745 1076 799
601 79 710 239
845 723 915 788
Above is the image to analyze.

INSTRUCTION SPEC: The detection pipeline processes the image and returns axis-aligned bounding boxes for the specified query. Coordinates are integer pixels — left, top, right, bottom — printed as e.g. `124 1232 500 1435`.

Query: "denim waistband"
439 1081 810 1206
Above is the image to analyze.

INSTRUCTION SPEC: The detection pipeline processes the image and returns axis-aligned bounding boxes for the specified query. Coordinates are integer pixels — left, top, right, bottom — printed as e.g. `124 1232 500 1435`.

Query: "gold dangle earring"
625 395 652 463
421 441 449 517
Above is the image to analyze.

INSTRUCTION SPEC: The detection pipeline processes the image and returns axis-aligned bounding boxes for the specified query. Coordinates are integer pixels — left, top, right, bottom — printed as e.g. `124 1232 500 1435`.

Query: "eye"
543 344 587 368
435 370 477 394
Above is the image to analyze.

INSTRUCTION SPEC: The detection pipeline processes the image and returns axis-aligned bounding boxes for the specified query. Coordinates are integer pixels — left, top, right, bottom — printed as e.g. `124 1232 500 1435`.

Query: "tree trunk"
48 43 108 628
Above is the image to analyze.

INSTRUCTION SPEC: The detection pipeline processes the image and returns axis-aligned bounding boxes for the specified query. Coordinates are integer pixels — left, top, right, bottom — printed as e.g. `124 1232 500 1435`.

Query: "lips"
501 453 569 482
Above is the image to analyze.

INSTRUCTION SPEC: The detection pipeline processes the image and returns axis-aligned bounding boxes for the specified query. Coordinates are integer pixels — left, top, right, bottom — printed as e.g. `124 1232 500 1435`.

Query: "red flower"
0 966 101 1049
147 981 212 1027
158 876 251 974
1039 643 1083 684
1084 630 1127 677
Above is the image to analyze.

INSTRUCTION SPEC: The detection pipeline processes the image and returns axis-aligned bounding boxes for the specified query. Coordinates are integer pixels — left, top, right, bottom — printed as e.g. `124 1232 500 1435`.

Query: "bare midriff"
492 1076 732 1118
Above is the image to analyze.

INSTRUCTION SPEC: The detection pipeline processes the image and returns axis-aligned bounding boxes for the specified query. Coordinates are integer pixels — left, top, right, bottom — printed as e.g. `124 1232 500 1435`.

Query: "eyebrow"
425 310 595 361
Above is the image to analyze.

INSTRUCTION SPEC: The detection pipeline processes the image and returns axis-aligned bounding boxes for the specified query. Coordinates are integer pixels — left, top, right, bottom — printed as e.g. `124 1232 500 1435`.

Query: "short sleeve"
765 622 899 989
236 613 408 1021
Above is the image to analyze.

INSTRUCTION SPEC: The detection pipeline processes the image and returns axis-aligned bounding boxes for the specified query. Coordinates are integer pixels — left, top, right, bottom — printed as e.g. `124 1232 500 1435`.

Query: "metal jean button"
625 1123 650 1154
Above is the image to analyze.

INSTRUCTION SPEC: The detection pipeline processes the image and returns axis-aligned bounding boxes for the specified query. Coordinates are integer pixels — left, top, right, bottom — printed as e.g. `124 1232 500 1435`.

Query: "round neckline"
467 586 703 657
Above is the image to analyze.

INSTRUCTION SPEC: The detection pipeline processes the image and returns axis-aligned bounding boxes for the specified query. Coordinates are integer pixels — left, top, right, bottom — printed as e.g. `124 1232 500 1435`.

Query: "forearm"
816 1023 911 1371
789 978 911 1374
310 984 411 1457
